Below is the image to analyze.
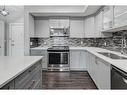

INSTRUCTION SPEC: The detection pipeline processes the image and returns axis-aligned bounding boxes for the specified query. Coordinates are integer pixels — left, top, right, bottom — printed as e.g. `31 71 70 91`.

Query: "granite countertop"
30 46 49 50
0 56 43 88
70 47 127 73
30 46 127 73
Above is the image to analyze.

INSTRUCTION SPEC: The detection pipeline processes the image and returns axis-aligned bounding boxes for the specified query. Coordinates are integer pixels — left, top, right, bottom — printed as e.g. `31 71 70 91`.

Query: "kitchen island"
0 56 43 89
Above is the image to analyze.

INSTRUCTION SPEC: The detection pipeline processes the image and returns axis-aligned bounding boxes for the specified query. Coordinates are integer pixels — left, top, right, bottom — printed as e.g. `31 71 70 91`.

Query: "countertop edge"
0 57 43 88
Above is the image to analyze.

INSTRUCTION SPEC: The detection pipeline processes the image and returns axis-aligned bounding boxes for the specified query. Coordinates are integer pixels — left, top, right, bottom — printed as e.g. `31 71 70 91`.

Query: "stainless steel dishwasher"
111 65 127 89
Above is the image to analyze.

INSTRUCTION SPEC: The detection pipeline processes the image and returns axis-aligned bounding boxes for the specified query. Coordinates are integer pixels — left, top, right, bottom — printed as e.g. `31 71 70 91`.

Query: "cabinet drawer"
15 61 41 89
25 69 42 89
1 80 15 89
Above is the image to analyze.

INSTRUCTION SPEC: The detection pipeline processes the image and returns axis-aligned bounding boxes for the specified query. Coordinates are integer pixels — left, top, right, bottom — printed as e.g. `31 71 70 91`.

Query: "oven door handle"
48 52 69 53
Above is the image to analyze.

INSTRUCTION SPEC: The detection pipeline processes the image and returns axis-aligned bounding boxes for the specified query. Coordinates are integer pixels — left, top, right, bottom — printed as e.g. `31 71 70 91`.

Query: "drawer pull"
29 70 32 73
7 86 10 89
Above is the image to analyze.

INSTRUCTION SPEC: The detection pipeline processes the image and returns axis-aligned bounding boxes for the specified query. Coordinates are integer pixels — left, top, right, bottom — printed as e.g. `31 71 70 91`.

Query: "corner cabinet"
70 17 84 38
84 16 95 38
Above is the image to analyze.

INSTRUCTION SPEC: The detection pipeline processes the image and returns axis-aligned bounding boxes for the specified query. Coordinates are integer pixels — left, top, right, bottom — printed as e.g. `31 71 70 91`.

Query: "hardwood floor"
42 71 97 89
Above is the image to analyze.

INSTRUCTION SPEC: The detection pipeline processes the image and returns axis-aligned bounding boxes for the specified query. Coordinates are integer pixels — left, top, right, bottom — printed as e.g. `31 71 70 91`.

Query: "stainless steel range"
47 46 70 71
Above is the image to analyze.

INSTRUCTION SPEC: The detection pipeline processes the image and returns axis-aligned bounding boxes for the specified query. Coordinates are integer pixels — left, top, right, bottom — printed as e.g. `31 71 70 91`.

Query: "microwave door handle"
122 77 127 84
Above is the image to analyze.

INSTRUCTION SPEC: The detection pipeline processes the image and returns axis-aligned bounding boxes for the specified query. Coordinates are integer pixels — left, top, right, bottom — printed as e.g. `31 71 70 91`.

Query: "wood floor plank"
42 71 97 89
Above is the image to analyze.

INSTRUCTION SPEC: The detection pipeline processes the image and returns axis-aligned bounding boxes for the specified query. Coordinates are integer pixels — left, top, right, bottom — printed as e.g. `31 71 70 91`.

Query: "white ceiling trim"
26 5 101 16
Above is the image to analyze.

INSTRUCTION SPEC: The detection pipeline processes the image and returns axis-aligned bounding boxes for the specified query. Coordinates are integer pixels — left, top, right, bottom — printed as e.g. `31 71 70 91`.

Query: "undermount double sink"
97 52 127 59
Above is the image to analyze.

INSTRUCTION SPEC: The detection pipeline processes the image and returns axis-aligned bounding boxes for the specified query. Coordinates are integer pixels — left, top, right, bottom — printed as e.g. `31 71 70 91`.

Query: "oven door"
48 52 69 65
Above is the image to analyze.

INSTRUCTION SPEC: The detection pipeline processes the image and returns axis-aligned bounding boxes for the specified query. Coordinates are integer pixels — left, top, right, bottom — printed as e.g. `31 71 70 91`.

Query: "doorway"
9 23 24 56
0 20 5 56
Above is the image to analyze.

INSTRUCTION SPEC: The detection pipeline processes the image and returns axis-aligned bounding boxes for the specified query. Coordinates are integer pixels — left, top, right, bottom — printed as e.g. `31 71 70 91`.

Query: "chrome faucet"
121 32 127 54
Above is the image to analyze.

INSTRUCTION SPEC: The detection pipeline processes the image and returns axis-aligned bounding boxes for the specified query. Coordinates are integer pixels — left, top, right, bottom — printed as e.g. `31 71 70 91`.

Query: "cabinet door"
114 6 127 27
97 58 111 89
1 80 15 89
87 52 98 87
0 20 5 56
59 19 69 28
89 53 96 81
95 12 102 37
35 19 49 37
102 6 113 30
49 19 59 28
86 51 90 72
79 50 87 70
84 17 95 38
70 50 80 70
87 53 93 76
70 18 84 38
41 50 48 69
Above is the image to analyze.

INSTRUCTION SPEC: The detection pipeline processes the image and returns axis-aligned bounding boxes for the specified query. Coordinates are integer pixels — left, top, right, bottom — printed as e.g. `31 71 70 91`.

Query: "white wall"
0 6 24 55
6 16 24 55
29 15 35 37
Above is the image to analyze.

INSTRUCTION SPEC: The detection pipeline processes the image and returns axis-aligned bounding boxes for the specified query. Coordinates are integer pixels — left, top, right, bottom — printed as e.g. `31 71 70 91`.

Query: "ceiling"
25 5 101 17
0 6 24 22
0 5 101 22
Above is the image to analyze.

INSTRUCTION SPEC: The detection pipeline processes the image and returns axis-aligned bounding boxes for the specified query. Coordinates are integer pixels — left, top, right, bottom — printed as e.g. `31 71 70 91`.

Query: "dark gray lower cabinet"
2 80 15 89
1 60 42 89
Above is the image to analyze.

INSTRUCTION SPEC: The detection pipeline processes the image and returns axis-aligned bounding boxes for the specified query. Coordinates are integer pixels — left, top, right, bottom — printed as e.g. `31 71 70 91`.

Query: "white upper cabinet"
102 6 113 30
34 18 50 37
70 18 84 38
114 6 127 27
84 16 95 38
95 11 102 37
49 18 69 28
102 6 127 32
59 19 70 28
95 11 112 37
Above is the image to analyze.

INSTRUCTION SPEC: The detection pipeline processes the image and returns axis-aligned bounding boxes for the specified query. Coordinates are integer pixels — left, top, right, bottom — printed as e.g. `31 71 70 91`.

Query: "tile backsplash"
30 31 127 48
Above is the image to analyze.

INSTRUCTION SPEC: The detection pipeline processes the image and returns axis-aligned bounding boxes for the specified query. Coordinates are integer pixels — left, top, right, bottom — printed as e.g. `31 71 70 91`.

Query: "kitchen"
1 5 127 89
